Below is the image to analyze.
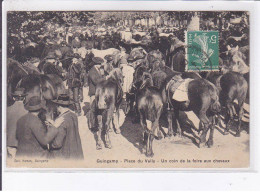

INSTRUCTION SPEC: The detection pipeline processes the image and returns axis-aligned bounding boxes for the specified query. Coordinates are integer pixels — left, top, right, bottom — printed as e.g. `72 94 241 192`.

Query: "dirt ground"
77 87 250 169
7 87 249 169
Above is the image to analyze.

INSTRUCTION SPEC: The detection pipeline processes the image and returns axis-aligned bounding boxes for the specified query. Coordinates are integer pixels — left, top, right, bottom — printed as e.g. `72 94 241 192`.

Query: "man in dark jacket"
16 96 63 158
7 88 27 158
50 94 84 159
67 54 83 116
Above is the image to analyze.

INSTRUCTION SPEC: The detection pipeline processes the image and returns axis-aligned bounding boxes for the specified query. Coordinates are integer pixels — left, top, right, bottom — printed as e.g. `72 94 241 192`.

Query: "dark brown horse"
153 68 221 147
94 68 124 149
206 71 248 137
7 58 41 106
136 72 163 157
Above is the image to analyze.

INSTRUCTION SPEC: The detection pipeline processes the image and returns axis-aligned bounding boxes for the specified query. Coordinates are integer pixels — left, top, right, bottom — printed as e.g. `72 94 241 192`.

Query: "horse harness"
165 75 185 111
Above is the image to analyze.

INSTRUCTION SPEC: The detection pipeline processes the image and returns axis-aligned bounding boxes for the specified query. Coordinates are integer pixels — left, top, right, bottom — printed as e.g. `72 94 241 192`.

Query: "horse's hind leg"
224 89 236 134
174 109 183 138
198 111 210 146
96 115 103 150
105 107 114 149
147 118 160 157
235 99 245 137
206 125 215 148
113 109 121 134
147 133 155 158
166 110 174 137
139 110 148 153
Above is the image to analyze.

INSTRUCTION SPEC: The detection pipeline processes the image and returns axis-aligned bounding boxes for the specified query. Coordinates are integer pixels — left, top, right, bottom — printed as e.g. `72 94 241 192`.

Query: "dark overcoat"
51 111 84 159
88 66 105 96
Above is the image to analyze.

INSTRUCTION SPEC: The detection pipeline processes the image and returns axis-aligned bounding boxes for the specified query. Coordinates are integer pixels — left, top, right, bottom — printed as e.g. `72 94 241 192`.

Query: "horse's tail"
207 81 221 114
145 95 157 122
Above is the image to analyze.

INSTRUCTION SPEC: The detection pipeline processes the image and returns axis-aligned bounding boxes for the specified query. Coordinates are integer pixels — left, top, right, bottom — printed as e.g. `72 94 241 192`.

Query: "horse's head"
107 68 124 86
128 47 147 62
224 46 249 74
149 59 165 73
147 50 163 66
140 72 153 90
132 65 149 90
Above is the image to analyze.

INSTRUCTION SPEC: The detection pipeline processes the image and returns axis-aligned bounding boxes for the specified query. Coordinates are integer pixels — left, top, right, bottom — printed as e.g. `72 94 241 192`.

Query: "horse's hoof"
96 143 102 150
115 129 121 134
146 152 154 158
235 132 241 137
206 140 213 148
223 130 229 135
177 133 183 139
108 128 113 133
105 142 112 149
200 138 206 144
166 132 173 138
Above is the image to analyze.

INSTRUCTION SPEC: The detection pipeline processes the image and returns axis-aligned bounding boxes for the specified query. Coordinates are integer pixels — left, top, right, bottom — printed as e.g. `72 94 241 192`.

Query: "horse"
205 71 248 137
152 66 220 147
168 48 186 72
7 58 41 106
94 68 124 149
222 46 249 75
39 62 65 80
136 72 163 157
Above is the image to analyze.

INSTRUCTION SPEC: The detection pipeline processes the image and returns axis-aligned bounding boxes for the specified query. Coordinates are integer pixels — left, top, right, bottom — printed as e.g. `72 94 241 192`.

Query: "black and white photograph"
4 8 250 168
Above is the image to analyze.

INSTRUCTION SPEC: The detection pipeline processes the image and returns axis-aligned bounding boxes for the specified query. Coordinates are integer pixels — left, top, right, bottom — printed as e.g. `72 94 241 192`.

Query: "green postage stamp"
186 31 219 71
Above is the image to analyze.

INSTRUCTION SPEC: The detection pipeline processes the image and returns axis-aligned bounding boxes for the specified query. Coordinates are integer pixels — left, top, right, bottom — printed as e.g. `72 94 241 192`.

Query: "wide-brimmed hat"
11 88 27 97
73 53 81 59
45 52 56 60
51 94 75 106
128 55 145 62
92 57 104 65
24 96 46 111
104 55 113 62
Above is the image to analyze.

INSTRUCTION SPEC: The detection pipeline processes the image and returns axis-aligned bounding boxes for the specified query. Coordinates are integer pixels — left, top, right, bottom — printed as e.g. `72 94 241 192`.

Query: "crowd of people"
6 11 249 160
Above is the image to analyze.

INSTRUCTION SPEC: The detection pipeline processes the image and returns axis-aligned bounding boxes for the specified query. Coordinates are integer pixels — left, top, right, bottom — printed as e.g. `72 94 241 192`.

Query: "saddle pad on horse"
172 78 193 102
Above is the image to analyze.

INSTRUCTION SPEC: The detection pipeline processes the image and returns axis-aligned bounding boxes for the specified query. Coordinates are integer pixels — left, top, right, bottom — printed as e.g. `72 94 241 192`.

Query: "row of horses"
7 32 249 157
88 51 248 157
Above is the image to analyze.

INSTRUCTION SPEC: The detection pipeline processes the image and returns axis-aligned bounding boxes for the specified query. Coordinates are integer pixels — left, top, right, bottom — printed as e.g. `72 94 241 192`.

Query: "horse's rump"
138 88 163 123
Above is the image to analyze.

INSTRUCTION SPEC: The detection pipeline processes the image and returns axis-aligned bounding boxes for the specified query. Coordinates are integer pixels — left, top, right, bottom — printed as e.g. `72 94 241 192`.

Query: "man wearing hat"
87 57 105 130
72 35 81 50
16 96 63 158
104 54 114 73
50 94 84 159
6 88 27 158
67 53 84 116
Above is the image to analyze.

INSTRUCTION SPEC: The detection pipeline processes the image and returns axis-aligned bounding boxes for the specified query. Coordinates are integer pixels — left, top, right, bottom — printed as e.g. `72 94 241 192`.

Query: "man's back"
7 101 27 148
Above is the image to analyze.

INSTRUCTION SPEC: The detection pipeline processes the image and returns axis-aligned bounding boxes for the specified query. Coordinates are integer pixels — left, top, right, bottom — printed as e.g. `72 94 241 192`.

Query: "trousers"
69 87 81 114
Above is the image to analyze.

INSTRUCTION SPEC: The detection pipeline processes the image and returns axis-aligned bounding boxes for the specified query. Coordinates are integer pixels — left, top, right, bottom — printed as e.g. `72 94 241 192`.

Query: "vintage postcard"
3 7 250 169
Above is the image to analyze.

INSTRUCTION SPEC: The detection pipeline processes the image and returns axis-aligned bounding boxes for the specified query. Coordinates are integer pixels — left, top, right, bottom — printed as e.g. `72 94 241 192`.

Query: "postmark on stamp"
186 31 219 71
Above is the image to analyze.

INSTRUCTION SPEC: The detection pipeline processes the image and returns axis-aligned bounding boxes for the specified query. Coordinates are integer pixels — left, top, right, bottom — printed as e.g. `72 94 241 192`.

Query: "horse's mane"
107 68 122 82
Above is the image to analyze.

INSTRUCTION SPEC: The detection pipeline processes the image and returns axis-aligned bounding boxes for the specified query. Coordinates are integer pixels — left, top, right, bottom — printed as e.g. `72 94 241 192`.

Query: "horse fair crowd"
7 20 249 159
